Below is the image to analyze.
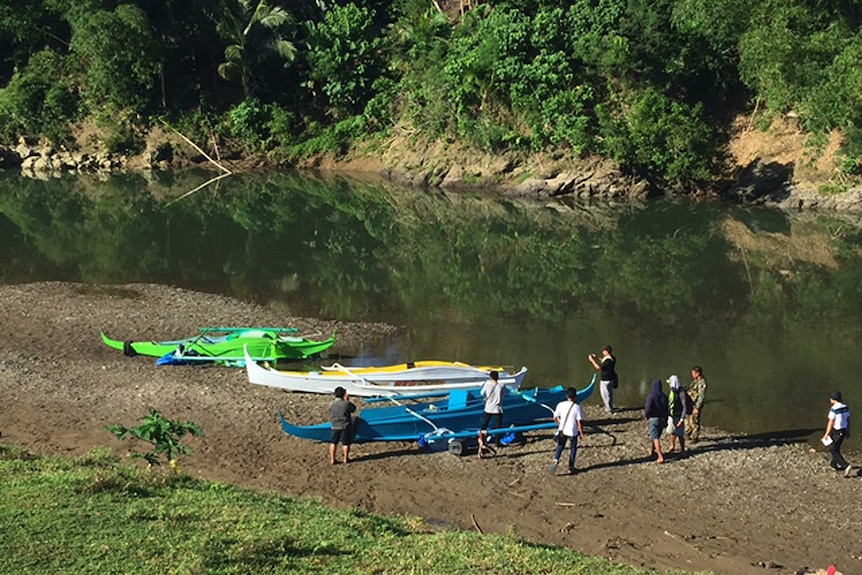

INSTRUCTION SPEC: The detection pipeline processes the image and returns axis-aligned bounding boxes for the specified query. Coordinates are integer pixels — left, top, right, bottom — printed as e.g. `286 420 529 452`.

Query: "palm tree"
217 0 297 97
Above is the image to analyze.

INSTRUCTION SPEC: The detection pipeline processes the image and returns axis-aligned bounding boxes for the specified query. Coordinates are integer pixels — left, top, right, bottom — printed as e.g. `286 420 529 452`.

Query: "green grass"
817 182 847 196
0 445 708 575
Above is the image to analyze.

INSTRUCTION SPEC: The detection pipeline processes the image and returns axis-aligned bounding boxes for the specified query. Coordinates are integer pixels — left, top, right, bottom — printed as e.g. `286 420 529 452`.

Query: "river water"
2 170 860 444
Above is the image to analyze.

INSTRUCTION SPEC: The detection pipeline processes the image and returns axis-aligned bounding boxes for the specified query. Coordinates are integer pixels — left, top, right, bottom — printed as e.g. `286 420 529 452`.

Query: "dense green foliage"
0 0 860 186
0 445 706 575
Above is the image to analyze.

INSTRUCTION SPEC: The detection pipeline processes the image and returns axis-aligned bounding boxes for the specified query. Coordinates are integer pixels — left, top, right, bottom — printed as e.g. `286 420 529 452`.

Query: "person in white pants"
589 345 617 414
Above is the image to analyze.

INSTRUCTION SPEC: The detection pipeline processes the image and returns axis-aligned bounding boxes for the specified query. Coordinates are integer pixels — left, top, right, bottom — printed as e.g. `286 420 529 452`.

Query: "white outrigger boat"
243 347 528 397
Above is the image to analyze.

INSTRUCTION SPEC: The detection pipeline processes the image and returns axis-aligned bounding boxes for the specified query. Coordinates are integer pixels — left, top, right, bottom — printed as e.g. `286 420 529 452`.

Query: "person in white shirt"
822 391 853 477
550 387 585 475
477 371 504 459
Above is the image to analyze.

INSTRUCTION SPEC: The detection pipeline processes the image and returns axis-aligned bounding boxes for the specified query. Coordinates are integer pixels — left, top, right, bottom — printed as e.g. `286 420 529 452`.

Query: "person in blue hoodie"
644 378 669 464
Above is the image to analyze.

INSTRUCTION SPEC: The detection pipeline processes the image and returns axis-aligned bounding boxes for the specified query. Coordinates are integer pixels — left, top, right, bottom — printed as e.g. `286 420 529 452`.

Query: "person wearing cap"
685 366 707 443
667 375 692 453
329 386 357 464
823 391 852 477
588 345 618 414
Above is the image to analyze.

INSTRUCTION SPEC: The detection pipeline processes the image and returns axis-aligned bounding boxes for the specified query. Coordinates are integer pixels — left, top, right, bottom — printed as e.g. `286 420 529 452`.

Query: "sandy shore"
0 282 857 575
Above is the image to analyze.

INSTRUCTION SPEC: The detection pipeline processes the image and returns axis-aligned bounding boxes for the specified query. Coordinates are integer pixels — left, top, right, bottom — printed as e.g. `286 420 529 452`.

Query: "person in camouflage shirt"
686 366 707 443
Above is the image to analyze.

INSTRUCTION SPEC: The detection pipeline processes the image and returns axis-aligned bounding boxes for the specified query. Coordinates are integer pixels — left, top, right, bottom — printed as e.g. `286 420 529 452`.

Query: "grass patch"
0 445 708 575
817 182 847 196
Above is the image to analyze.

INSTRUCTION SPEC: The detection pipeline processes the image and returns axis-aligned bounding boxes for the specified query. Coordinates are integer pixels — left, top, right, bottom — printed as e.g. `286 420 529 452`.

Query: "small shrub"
107 408 204 472
225 98 296 151
96 108 145 154
818 182 846 196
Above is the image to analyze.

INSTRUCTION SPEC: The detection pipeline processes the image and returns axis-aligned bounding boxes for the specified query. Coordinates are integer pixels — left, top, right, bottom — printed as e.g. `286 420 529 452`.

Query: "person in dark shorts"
644 378 669 464
329 386 357 464
477 371 504 459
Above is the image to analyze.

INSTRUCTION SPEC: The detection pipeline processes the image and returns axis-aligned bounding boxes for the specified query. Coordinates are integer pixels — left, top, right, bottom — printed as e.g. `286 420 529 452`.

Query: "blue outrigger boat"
278 374 596 447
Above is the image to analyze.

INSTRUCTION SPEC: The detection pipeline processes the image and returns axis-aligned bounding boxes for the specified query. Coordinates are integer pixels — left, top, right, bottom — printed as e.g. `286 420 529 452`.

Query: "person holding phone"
588 345 617 414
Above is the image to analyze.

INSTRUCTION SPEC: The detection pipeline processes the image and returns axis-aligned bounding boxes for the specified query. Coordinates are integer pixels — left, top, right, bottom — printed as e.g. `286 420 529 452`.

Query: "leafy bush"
738 2 862 137
171 103 219 150
285 116 367 160
0 49 78 144
107 409 204 472
305 3 384 120
68 4 160 113
96 107 145 155
598 87 715 185
222 98 297 152
225 98 268 145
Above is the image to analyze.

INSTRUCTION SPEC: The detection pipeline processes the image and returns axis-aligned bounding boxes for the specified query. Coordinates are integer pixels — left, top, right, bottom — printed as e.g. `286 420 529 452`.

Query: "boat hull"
101 328 336 363
245 349 528 397
278 376 595 443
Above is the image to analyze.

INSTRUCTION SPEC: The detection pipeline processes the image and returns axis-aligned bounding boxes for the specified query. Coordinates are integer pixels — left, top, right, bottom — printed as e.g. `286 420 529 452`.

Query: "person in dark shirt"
588 344 618 414
329 386 357 464
667 375 693 453
644 378 669 464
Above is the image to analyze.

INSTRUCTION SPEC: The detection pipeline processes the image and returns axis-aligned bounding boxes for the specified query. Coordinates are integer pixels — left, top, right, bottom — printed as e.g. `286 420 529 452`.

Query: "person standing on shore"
550 387 586 475
478 370 504 459
822 391 853 477
667 375 692 453
644 378 669 464
589 345 618 414
686 366 707 444
329 386 356 465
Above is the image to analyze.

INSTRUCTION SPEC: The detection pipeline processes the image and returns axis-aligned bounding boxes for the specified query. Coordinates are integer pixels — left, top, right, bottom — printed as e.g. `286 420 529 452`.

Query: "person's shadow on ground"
577 426 824 472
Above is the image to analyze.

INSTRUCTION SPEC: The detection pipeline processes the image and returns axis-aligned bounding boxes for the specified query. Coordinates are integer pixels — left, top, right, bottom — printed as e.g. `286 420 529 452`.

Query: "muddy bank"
0 282 859 575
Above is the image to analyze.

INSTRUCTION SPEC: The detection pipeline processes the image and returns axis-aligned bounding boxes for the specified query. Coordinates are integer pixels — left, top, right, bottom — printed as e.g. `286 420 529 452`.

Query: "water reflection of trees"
1 173 862 335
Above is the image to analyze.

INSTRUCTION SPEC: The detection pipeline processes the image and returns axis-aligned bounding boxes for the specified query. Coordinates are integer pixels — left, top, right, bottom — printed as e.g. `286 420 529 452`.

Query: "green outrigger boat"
100 326 336 365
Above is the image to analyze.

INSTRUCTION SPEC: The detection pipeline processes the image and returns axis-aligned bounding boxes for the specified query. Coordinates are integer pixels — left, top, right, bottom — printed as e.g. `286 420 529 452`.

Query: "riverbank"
0 282 858 575
3 115 862 212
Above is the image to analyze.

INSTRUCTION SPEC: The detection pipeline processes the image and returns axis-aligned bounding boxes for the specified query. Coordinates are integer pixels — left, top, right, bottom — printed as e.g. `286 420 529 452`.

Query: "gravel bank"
0 282 858 575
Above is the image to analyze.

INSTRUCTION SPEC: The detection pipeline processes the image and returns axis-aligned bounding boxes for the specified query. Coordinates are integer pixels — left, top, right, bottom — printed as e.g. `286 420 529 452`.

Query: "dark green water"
2 170 860 443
